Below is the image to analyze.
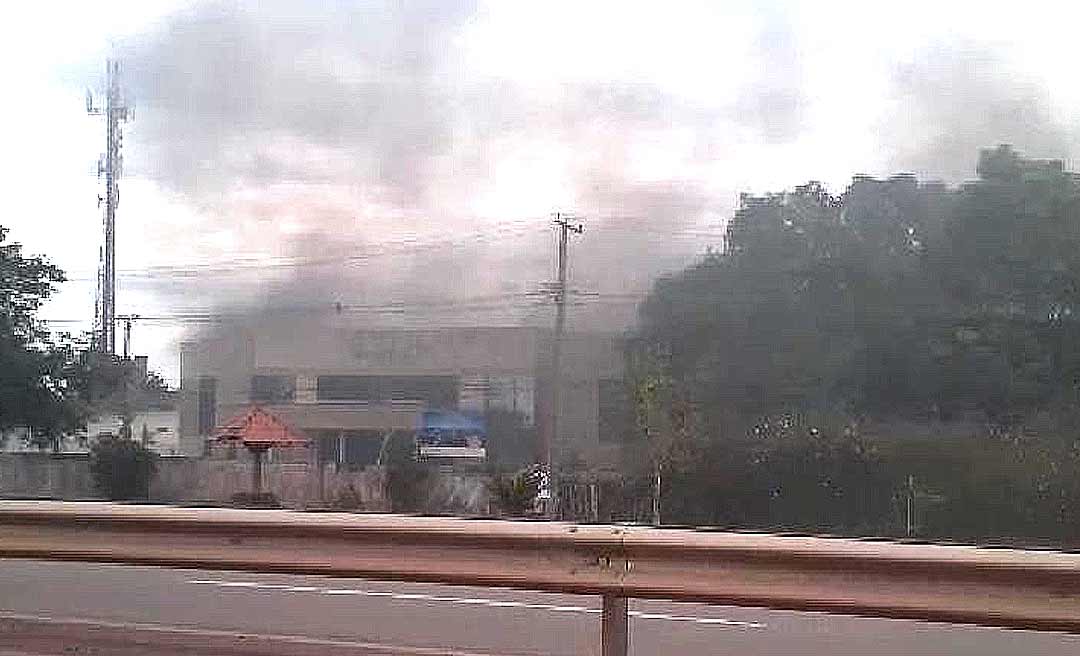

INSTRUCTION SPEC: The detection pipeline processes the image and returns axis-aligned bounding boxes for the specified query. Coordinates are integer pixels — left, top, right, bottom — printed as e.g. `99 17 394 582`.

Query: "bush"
89 436 157 500
331 483 364 510
382 431 432 513
487 471 537 517
229 492 282 508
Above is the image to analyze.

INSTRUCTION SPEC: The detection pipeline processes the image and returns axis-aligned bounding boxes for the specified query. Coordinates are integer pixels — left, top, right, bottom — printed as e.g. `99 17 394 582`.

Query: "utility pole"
546 212 583 516
906 474 916 537
652 467 662 526
87 60 132 354
117 314 140 359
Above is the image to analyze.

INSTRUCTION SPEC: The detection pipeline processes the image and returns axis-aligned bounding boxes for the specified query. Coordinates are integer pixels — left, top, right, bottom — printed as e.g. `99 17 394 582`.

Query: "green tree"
487 470 537 516
382 430 431 512
89 435 158 500
0 226 86 449
627 147 1080 542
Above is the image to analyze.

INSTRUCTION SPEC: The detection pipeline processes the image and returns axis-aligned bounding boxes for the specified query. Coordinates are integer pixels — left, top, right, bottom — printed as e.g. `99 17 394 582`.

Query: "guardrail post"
601 594 628 656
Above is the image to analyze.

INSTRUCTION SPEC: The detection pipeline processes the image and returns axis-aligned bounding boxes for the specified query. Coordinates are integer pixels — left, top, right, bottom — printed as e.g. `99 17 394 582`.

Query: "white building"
2 410 181 455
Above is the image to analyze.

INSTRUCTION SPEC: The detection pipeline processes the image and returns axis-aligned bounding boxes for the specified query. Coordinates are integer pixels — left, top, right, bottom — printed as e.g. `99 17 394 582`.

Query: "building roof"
213 406 309 450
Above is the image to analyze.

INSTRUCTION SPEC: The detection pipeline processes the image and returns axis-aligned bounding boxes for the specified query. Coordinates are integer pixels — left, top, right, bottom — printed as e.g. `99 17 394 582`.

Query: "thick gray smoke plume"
882 43 1077 182
117 0 728 336
112 1 1080 355
124 0 483 207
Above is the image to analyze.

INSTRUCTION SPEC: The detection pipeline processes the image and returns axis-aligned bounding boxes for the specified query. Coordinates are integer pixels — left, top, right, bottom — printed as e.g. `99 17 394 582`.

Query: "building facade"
179 321 627 469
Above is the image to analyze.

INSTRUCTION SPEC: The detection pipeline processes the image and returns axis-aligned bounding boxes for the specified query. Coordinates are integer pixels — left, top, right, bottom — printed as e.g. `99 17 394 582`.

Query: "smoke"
731 12 806 144
882 42 1077 182
123 0 483 206
110 1 1080 366
113 0 739 345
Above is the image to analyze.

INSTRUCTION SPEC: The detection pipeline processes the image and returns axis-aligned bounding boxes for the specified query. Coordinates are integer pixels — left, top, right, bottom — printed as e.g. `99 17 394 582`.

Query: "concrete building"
2 410 181 455
86 411 182 455
179 320 627 469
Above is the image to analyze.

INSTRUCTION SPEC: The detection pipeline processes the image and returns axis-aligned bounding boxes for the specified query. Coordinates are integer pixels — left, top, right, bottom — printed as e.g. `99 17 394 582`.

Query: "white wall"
131 410 182 455
86 410 182 455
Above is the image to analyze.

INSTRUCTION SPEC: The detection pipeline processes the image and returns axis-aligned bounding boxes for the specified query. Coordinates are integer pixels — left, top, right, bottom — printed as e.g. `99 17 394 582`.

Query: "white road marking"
0 611 501 656
218 581 260 588
187 579 766 629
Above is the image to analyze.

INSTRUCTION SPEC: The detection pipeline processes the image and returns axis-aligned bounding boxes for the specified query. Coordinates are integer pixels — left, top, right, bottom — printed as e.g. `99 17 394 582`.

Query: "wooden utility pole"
546 212 583 515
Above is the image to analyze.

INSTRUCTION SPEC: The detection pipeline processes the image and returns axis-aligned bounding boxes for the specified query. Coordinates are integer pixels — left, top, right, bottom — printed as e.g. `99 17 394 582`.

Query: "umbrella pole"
251 447 265 496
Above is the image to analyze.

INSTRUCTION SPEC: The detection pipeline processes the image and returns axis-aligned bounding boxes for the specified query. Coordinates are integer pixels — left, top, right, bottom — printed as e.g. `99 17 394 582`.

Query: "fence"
0 454 491 513
1 500 1079 656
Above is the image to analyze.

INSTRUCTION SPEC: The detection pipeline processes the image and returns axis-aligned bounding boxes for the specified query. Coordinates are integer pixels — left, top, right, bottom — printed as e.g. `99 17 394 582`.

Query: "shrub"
229 492 282 508
331 483 364 510
89 436 157 500
382 431 432 513
487 471 537 517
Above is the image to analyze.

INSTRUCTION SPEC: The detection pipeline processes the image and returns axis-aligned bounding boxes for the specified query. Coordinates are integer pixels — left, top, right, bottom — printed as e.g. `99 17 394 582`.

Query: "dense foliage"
89 435 158 500
382 430 433 512
0 226 85 448
629 146 1080 543
0 225 173 453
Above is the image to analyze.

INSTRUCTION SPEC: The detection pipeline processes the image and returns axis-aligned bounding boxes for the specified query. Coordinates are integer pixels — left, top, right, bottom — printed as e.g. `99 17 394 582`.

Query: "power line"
58 220 723 282
39 290 648 325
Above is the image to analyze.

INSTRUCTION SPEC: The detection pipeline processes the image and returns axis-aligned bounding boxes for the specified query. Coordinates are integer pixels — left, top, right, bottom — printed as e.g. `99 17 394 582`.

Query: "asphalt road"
0 559 1077 655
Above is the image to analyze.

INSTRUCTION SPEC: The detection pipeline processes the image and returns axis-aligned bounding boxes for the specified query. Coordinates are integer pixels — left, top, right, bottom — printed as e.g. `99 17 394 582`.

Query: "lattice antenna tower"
87 59 133 354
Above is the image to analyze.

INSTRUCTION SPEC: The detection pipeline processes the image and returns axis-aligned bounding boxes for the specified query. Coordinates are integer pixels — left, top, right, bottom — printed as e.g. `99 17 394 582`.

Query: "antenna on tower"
87 59 133 355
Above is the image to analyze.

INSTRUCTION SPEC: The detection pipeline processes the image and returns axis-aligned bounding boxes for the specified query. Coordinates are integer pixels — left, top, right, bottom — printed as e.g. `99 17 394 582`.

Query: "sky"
2 0 1080 384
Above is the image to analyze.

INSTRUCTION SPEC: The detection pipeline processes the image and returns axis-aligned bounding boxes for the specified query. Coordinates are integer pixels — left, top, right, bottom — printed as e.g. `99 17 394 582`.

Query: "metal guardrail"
1 501 1080 656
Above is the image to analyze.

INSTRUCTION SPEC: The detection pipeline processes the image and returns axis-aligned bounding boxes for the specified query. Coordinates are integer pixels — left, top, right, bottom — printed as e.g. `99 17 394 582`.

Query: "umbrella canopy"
213 406 309 451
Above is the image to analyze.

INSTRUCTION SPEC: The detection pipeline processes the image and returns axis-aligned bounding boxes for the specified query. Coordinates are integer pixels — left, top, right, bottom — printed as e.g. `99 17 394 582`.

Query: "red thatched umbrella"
213 406 309 497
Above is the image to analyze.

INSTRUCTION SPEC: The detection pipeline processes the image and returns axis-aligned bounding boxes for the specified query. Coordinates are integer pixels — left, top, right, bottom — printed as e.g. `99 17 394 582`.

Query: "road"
0 559 1076 655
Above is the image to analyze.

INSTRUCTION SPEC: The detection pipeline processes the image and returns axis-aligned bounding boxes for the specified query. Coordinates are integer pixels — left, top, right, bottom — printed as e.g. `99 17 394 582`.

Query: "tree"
382 430 431 512
89 435 157 500
0 226 85 448
627 147 1080 542
624 339 697 525
487 470 537 516
78 353 174 439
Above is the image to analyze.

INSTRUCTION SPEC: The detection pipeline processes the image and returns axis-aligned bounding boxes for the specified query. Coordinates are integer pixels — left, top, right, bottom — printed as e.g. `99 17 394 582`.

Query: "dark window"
317 376 383 402
343 431 385 469
384 376 458 407
315 432 341 465
598 379 635 444
315 431 385 471
316 375 458 407
197 377 217 435
251 375 296 403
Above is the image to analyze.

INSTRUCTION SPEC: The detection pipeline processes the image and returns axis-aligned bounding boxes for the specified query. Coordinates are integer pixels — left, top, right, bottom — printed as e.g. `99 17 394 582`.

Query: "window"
316 375 458 406
315 431 385 471
296 375 317 403
317 376 383 402
251 375 296 403
384 376 458 407
343 431 385 469
197 377 217 435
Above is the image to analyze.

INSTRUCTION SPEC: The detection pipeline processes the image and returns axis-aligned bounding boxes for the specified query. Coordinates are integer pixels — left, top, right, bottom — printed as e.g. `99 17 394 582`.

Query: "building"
2 409 180 455
178 320 627 469
86 410 182 455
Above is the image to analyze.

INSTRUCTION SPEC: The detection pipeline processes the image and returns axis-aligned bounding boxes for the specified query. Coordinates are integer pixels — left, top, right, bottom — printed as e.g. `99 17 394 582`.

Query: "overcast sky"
3 0 1079 383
